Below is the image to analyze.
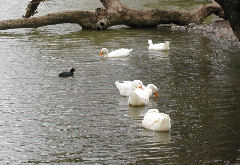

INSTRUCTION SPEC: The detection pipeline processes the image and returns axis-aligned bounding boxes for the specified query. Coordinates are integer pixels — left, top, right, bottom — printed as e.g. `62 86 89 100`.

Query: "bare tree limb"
100 0 116 8
192 2 225 23
0 0 223 31
23 0 45 18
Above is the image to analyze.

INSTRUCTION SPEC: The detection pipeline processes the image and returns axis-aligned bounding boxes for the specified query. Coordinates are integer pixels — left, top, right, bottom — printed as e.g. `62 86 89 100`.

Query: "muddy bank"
158 20 240 48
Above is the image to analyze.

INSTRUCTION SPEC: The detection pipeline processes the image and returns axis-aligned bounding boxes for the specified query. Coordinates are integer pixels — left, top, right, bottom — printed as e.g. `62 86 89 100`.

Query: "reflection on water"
148 50 170 61
142 129 171 144
0 0 240 164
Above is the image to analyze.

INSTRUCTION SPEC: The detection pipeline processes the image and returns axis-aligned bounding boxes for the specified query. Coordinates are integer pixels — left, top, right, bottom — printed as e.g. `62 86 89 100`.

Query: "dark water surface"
0 0 240 164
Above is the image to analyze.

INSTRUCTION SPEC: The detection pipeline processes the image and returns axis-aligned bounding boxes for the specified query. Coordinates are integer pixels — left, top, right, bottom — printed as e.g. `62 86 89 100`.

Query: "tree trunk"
214 0 240 41
0 0 223 31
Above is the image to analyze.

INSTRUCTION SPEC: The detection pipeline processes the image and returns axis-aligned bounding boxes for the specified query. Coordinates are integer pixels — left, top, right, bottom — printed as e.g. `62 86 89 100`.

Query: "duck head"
147 84 159 97
132 80 143 89
164 41 170 49
70 68 75 73
100 48 109 56
148 40 153 46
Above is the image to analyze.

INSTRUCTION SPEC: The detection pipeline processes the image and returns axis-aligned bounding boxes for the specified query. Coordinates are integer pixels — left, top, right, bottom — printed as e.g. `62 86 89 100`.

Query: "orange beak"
139 85 143 90
100 52 103 56
155 92 159 97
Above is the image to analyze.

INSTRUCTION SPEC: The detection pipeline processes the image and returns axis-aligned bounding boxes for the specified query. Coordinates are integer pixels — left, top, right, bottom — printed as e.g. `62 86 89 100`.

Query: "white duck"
148 40 170 51
100 48 133 58
142 109 171 132
128 84 159 106
115 80 144 97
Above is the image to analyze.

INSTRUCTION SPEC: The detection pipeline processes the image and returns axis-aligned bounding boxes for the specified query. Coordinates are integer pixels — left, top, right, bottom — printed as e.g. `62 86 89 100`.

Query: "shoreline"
158 20 240 48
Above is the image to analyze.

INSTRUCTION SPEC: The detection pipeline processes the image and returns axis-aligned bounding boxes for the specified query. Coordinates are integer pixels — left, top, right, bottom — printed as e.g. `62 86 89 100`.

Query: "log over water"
0 0 222 30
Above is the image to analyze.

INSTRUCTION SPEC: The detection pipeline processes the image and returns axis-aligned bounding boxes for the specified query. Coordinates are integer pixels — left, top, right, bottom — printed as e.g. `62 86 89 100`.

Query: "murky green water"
0 0 239 164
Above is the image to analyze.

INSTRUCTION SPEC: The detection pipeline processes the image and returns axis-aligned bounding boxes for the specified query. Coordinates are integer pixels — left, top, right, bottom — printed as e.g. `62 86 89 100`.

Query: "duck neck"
104 50 109 57
145 86 153 97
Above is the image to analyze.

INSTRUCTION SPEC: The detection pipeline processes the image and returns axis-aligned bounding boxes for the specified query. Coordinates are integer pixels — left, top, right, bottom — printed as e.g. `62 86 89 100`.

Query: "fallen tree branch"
23 0 45 18
0 0 223 31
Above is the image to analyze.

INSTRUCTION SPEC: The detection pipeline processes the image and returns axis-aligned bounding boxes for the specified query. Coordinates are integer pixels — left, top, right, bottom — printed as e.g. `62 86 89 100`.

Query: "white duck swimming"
115 80 144 97
100 48 133 58
148 40 170 51
142 109 171 132
128 84 159 106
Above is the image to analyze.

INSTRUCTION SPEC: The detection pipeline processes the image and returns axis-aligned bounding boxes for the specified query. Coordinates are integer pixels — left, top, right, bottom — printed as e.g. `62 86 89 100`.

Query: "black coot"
59 68 75 77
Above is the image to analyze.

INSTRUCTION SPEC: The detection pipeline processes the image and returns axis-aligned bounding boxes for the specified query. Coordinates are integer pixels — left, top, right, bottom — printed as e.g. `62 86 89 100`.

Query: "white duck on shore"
128 84 159 106
142 109 171 132
115 80 144 97
148 40 170 51
100 48 133 58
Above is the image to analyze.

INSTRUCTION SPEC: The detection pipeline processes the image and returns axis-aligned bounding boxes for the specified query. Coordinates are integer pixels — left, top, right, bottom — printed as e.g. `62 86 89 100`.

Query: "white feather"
115 80 144 97
148 40 170 51
142 109 171 131
128 84 159 106
100 48 133 57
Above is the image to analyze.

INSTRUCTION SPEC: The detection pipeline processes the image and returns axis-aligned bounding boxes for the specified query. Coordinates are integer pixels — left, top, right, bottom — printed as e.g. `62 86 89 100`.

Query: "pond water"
0 0 240 164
